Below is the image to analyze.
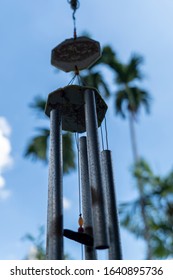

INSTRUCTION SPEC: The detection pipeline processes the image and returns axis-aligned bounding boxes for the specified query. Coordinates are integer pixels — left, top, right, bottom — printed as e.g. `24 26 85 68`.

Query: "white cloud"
63 197 71 210
0 117 11 136
0 117 12 170
0 117 13 200
0 189 11 200
0 175 5 188
27 246 39 260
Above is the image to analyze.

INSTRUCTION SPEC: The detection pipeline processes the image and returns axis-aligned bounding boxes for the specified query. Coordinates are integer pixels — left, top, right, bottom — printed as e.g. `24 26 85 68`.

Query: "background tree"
120 159 173 259
23 226 69 260
114 55 151 161
111 55 152 258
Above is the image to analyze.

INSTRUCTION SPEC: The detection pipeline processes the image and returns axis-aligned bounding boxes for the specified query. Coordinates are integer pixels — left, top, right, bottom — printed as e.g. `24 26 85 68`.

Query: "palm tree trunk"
128 112 152 259
128 112 139 162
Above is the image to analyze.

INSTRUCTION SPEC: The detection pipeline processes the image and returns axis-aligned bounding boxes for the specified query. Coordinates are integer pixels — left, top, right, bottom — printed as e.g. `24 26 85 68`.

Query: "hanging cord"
75 132 82 215
67 66 80 86
67 0 80 39
68 74 77 85
76 68 83 86
104 116 109 150
75 132 84 260
100 124 105 151
76 73 86 87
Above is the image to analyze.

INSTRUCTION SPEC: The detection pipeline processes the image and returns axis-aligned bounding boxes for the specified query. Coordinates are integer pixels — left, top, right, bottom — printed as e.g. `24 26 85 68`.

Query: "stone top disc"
45 85 107 133
51 36 101 72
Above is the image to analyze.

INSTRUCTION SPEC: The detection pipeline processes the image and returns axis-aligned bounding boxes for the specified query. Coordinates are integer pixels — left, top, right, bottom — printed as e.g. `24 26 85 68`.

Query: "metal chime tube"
79 136 97 260
84 89 109 249
101 150 122 260
46 108 63 260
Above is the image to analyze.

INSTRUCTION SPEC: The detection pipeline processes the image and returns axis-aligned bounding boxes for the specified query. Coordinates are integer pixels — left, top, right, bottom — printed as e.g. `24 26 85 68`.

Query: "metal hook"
67 0 80 11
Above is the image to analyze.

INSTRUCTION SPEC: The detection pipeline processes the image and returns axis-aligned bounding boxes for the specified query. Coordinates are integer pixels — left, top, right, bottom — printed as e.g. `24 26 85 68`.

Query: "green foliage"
115 87 151 118
30 96 47 114
23 226 70 260
63 132 76 174
114 54 143 84
25 128 49 162
22 226 46 260
95 45 118 69
120 159 173 259
82 71 110 97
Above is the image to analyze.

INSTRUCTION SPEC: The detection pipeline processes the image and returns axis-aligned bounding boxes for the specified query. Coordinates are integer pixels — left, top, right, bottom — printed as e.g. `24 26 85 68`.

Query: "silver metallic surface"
46 108 63 259
84 89 109 249
79 136 97 259
101 150 122 260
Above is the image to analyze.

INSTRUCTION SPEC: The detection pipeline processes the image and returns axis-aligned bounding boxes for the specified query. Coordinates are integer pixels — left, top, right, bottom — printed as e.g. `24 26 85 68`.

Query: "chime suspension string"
68 74 77 85
74 133 81 215
104 116 109 150
75 132 84 260
77 133 82 215
77 72 82 86
100 124 105 151
67 0 80 38
67 67 81 171
67 66 80 86
77 73 86 87
75 96 84 260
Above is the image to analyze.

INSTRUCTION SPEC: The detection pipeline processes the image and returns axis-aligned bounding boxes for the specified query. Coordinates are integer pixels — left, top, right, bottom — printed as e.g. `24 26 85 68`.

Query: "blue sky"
1 0 173 260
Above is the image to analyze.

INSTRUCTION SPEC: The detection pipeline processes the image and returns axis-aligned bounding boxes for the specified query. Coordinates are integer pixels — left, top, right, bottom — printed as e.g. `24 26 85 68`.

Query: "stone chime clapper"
45 0 122 260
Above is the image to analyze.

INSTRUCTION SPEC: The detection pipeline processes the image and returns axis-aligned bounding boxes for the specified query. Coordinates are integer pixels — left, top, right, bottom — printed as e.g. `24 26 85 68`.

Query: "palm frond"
90 45 117 69
29 96 46 115
81 71 110 98
25 128 76 174
115 86 151 116
63 132 76 174
126 54 144 82
115 89 128 118
113 54 144 85
24 128 49 162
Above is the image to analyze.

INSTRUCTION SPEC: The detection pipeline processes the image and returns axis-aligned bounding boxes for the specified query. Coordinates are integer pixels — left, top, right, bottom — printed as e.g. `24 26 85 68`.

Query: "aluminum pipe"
84 89 109 249
101 150 122 260
46 108 63 260
79 136 97 259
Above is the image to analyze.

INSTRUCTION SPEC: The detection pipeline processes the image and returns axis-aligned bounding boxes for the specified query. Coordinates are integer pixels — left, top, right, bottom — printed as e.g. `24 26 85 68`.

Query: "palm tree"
111 54 152 259
114 55 151 162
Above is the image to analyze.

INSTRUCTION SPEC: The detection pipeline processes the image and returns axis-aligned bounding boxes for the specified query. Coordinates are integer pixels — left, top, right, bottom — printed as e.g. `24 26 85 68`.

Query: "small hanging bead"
78 214 84 233
78 214 83 226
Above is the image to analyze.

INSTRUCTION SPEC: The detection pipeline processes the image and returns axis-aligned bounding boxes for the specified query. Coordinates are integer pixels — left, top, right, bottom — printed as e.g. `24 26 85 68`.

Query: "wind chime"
45 0 122 260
